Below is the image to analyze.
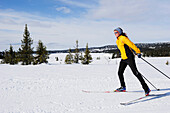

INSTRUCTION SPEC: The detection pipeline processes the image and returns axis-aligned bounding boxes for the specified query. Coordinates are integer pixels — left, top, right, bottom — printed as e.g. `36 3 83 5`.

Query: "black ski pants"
118 56 149 92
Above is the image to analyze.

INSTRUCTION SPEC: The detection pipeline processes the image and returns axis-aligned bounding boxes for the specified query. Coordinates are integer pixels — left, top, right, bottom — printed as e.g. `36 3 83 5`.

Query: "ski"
120 95 149 105
82 90 143 93
82 90 115 93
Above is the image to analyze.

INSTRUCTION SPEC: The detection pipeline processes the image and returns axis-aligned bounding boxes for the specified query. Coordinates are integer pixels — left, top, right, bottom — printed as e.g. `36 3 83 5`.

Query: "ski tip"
82 90 89 93
105 91 111 93
120 103 128 105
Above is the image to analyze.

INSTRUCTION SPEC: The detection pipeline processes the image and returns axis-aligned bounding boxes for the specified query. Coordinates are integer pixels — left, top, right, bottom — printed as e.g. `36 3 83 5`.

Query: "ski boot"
145 88 151 96
114 86 126 92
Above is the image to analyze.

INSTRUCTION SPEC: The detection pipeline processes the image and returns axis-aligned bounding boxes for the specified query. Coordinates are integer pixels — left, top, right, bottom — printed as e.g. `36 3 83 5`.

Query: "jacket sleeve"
121 36 141 54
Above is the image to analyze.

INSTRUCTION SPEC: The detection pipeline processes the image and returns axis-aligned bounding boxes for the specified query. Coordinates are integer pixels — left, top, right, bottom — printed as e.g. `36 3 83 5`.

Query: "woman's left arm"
121 36 141 54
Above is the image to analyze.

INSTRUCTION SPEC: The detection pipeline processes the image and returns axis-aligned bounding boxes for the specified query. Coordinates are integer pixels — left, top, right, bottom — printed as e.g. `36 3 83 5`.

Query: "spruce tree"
8 45 18 64
79 52 83 60
20 24 34 65
34 40 49 64
74 40 79 63
1 49 9 64
2 45 18 64
166 61 169 65
65 49 74 64
0 52 4 59
17 48 22 62
81 43 92 65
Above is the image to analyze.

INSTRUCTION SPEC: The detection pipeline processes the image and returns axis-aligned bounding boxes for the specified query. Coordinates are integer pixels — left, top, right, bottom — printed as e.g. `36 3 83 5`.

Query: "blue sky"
0 0 90 18
0 0 170 51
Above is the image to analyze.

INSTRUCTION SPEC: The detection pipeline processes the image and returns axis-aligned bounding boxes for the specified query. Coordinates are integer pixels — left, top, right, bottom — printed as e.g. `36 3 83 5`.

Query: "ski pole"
141 57 170 80
141 74 160 91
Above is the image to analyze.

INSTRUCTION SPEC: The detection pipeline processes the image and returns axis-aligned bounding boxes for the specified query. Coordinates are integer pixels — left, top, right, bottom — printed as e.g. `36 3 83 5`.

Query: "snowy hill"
0 53 170 113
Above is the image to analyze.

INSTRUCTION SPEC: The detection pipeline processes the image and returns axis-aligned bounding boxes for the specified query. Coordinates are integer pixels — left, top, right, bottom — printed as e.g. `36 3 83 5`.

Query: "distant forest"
0 42 170 59
138 43 170 57
46 42 170 58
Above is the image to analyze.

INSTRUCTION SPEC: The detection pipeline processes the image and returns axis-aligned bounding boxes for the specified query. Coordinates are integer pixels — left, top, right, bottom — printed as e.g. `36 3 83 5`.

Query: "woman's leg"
127 57 149 92
118 60 127 87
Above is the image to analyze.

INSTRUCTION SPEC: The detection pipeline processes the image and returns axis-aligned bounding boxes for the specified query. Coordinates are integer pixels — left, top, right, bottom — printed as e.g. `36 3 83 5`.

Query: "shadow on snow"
126 88 170 105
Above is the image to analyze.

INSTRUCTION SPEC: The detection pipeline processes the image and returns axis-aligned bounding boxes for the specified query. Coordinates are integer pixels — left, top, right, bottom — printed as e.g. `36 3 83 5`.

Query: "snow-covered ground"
0 53 170 113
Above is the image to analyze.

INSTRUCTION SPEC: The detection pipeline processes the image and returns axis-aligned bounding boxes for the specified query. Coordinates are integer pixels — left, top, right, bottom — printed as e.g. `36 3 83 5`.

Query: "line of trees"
142 49 170 57
65 40 92 65
1 24 49 65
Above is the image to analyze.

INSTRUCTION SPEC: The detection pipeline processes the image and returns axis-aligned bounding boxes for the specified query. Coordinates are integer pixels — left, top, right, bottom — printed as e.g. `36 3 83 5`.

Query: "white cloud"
56 0 96 8
85 0 170 24
0 9 114 51
1 0 170 51
85 0 147 20
56 7 71 14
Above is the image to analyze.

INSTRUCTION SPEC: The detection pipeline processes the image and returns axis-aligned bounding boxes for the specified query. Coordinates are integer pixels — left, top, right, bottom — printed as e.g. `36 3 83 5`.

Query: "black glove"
137 53 141 58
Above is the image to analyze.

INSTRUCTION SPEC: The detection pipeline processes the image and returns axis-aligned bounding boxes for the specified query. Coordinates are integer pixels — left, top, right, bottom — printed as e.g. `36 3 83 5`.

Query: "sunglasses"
114 32 118 34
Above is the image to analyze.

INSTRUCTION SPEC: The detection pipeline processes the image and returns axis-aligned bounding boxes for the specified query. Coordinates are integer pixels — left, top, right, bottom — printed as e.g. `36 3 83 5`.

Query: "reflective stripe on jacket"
116 35 141 60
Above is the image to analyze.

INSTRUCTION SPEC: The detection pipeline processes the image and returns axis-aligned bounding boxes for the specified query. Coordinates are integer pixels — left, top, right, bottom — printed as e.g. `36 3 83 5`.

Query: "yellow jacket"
116 35 141 60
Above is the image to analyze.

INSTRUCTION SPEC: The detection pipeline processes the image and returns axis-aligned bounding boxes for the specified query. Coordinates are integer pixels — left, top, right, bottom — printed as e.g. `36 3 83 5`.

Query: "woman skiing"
113 27 150 96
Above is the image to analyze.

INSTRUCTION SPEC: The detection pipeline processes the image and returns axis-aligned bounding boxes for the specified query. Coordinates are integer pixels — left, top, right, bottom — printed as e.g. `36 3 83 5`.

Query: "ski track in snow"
0 53 170 113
